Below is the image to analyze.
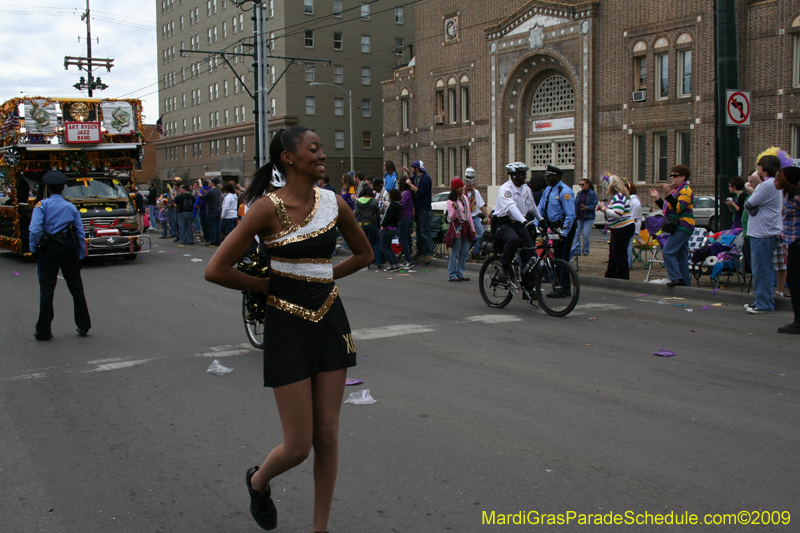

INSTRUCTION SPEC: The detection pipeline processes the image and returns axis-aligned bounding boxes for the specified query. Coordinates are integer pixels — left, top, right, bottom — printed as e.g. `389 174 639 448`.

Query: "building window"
270 98 276 117
223 80 228 96
334 65 343 83
234 107 239 123
213 26 218 42
634 56 647 91
361 3 369 19
462 146 471 170
224 109 229 125
676 131 691 167
182 93 186 108
235 137 240 152
305 30 314 48
214 111 219 127
209 112 213 127
361 35 370 53
395 7 404 24
269 0 273 17
448 147 457 180
306 96 316 115
334 97 344 116
448 88 457 124
436 149 445 186
678 50 692 97
270 65 275 84
362 131 372 149
305 64 315 82
632 134 646 182
269 32 275 50
223 21 227 38
655 133 668 181
401 99 409 131
225 138 229 154
304 0 313 14
335 130 345 149
242 136 246 152
656 53 669 99
794 35 800 87
460 85 470 122
361 67 371 85
214 83 219 99
436 89 445 118
182 119 187 133
333 32 343 50
333 0 342 17
531 75 575 115
362 99 371 117
241 105 245 120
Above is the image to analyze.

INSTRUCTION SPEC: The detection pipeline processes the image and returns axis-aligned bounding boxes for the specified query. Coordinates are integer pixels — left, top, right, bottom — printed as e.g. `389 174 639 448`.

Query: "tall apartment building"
155 0 414 187
382 0 800 206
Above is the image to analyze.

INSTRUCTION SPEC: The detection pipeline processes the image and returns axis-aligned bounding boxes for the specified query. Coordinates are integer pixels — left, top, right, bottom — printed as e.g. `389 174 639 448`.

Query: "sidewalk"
351 245 793 311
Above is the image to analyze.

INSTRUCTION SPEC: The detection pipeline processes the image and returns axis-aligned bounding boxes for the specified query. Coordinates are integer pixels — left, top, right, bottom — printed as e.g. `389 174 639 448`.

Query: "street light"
309 82 353 173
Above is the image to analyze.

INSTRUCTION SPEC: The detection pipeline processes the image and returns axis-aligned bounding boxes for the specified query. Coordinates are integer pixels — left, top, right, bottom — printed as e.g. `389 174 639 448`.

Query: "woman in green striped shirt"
597 174 635 279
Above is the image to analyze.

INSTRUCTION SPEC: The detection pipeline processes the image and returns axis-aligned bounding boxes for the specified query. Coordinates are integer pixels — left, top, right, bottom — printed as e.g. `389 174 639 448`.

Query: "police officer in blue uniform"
537 165 577 295
29 170 91 340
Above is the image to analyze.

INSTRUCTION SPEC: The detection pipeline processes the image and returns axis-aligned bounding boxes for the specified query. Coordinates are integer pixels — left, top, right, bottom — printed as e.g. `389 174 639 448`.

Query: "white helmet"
464 167 476 184
505 162 529 175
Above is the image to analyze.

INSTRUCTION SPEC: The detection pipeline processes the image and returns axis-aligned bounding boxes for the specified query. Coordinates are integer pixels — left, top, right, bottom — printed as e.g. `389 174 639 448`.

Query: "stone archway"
499 52 579 186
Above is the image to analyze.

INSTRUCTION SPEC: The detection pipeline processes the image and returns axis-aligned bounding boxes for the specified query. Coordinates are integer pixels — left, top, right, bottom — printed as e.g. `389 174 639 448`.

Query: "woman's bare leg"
250 378 314 492
311 369 347 532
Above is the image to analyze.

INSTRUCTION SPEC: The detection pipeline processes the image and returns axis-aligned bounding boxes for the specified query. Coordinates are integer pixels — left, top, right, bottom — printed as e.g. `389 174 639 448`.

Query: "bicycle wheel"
479 255 514 308
242 292 265 349
534 258 580 317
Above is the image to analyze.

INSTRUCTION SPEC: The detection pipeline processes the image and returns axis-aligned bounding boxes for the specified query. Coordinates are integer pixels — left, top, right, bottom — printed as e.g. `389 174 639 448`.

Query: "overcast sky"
0 1 158 122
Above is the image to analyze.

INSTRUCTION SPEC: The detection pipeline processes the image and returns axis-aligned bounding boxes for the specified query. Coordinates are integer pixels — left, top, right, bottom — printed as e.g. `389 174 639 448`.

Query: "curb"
341 248 793 312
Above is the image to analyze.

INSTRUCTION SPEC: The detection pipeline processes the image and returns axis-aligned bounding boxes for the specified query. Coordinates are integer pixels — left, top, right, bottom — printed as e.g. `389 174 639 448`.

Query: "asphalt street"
0 240 798 533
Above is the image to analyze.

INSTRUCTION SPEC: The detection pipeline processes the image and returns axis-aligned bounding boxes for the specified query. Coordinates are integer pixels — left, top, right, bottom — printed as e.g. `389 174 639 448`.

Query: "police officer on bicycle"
29 170 91 340
492 162 543 283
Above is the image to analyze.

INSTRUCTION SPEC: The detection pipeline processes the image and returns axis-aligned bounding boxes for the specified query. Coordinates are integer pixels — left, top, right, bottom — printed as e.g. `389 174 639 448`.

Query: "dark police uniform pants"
37 240 91 336
550 223 577 292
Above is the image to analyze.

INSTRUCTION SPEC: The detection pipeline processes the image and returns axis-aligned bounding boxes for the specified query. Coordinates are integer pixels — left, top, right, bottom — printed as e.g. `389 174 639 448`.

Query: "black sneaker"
246 466 277 530
777 322 800 334
492 267 509 285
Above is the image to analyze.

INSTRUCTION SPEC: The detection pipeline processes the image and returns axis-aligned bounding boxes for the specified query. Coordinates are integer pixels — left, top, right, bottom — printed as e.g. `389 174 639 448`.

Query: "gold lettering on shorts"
343 333 356 354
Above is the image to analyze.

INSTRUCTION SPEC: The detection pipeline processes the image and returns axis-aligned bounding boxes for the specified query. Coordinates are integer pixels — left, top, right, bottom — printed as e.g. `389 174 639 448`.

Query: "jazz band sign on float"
65 122 101 144
531 117 574 133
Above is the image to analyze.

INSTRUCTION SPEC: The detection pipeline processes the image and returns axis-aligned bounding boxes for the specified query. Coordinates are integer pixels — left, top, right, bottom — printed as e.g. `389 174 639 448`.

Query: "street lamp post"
309 82 353 173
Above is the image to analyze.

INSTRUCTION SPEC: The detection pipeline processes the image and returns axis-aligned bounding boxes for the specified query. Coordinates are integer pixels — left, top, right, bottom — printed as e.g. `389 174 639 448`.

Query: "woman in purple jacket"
397 177 415 268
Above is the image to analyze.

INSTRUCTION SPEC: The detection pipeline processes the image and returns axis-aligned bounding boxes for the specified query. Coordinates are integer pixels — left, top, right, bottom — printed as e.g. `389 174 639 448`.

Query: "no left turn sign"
726 89 751 127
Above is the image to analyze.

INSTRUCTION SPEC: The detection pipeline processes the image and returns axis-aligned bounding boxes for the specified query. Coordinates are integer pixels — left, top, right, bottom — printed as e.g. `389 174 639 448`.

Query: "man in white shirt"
745 155 784 314
464 167 489 260
493 162 543 282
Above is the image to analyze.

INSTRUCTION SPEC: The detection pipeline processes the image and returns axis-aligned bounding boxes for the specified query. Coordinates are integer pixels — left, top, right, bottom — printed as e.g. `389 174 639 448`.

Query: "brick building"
154 0 413 188
382 0 800 208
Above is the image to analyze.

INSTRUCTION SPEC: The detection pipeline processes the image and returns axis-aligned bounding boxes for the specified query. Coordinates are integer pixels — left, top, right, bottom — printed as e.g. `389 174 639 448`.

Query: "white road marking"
11 373 48 381
464 315 522 324
85 359 153 373
570 303 627 316
195 343 259 357
352 324 435 341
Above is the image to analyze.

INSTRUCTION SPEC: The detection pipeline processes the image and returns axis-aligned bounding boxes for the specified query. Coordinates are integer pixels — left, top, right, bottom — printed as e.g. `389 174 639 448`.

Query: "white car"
431 191 449 212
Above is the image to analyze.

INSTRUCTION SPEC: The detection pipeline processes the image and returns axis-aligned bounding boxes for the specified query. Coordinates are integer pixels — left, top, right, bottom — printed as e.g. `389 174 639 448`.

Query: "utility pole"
64 0 114 95
714 0 740 231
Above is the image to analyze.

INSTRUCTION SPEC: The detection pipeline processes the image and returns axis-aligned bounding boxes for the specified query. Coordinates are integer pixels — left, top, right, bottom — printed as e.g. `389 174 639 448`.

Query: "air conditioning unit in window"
632 90 646 102
434 115 444 124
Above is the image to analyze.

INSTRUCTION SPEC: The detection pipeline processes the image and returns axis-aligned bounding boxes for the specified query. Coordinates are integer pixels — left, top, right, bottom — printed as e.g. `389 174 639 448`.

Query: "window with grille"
530 75 575 116
529 140 575 170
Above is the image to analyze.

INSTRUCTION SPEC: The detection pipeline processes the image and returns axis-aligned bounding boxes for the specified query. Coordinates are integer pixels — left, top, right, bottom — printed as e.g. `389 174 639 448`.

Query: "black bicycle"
479 225 580 317
238 243 268 349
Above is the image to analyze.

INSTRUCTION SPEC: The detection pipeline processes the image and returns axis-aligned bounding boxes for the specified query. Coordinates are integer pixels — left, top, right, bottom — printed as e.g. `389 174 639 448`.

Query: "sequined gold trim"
265 188 320 242
270 256 331 264
270 269 333 284
267 192 292 230
266 285 338 322
264 218 337 249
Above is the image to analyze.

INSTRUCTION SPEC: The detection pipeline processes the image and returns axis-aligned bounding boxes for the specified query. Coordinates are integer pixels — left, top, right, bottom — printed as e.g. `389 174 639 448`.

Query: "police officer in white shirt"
493 162 543 282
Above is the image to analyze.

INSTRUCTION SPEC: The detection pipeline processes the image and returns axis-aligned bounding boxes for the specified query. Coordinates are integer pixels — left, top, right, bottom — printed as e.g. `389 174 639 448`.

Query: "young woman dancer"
205 126 372 533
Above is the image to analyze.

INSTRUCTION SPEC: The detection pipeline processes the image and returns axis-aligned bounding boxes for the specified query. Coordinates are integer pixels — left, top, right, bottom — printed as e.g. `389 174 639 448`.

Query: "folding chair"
687 227 708 287
631 228 659 269
644 217 668 282
710 232 751 291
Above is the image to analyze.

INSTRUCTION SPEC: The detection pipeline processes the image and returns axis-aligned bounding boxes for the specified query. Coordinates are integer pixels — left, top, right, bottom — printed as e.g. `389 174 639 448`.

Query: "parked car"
431 191 449 212
693 196 719 229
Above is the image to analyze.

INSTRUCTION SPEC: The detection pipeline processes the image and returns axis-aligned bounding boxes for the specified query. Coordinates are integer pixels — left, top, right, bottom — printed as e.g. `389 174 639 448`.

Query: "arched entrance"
524 72 576 185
